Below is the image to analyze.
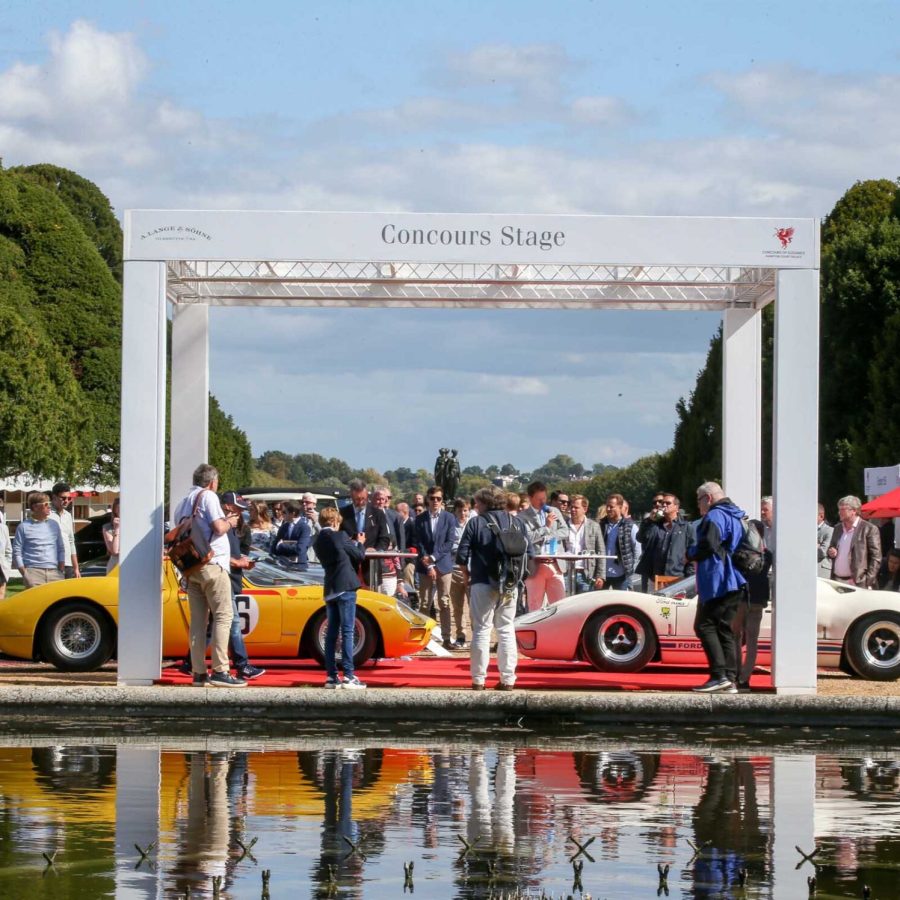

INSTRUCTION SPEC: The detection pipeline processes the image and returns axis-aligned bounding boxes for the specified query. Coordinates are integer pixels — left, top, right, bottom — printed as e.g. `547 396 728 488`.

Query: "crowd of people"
4 467 898 695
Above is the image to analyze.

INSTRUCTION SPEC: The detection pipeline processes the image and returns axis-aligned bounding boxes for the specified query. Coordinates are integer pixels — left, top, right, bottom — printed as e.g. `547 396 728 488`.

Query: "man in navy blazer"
272 501 311 567
340 479 390 586
413 485 458 648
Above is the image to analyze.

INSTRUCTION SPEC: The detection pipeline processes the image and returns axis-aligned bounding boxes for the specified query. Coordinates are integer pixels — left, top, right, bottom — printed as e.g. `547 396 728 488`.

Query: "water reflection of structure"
3 737 900 897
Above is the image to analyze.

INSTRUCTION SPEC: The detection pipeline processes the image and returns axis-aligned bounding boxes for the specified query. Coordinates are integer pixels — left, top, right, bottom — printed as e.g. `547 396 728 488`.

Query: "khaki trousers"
420 568 453 639
186 564 233 674
22 567 64 588
449 567 469 641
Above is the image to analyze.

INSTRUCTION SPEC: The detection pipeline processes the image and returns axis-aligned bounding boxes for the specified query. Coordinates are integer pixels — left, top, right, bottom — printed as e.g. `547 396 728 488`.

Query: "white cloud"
483 374 550 396
443 43 574 102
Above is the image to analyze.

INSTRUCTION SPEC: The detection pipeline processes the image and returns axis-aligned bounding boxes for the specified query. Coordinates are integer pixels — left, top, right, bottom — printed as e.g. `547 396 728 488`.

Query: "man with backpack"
456 486 534 691
686 481 747 694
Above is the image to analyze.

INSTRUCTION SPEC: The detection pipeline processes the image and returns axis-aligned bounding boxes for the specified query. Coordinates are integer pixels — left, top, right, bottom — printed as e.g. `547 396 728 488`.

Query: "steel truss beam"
165 260 776 310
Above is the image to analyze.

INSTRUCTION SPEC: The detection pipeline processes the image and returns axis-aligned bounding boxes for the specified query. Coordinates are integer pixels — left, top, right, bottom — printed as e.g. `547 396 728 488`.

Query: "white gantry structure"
120 211 819 691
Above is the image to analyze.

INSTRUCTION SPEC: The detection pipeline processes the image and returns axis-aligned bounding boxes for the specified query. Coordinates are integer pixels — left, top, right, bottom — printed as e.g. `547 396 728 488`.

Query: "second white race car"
514 577 900 681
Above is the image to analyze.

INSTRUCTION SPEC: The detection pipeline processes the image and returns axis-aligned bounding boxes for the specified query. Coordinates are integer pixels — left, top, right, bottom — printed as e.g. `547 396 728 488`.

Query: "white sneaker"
324 676 341 689
342 675 367 690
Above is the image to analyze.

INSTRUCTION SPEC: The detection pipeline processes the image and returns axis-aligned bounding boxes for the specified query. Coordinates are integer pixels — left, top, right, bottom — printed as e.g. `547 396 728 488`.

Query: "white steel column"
118 261 167 685
772 269 819 694
722 308 762 514
169 303 210 515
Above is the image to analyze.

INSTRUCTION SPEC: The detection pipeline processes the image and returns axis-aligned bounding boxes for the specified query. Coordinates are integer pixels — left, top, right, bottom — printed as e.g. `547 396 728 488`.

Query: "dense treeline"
0 163 252 489
253 449 660 514
659 178 900 513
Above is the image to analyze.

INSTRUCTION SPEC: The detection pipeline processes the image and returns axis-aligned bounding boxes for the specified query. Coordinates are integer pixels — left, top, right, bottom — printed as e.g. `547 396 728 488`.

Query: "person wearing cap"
49 482 80 578
220 491 266 680
300 492 321 564
300 493 321 538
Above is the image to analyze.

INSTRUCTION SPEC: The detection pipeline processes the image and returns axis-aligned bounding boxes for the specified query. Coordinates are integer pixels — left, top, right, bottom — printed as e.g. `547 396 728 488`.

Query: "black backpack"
732 517 766 576
484 512 529 600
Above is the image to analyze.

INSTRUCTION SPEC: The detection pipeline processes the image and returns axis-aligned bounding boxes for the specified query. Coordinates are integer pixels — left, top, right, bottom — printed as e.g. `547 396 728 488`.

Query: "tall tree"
820 182 900 502
10 163 124 282
208 396 253 489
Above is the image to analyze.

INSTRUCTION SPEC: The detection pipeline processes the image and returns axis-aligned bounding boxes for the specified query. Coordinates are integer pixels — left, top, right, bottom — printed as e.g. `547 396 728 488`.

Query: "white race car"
514 577 900 681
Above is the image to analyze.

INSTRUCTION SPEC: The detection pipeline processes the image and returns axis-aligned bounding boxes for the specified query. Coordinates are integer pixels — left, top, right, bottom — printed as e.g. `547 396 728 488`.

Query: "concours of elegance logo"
762 224 803 260
140 224 212 241
774 226 794 249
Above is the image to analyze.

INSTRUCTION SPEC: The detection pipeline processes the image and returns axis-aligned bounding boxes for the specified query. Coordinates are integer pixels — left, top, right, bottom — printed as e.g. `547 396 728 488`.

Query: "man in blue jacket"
686 481 747 694
413 485 458 649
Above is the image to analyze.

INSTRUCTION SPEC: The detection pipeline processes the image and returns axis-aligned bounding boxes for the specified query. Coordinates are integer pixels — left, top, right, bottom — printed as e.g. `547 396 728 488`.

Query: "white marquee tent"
120 211 819 692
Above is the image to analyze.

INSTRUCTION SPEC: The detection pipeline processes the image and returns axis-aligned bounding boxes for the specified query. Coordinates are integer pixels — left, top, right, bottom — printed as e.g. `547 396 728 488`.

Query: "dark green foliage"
820 212 900 501
10 164 123 282
583 454 663 516
822 179 898 246
208 395 254 490
866 310 900 465
531 454 586 482
657 329 724 512
663 177 900 512
0 163 255 486
0 169 120 481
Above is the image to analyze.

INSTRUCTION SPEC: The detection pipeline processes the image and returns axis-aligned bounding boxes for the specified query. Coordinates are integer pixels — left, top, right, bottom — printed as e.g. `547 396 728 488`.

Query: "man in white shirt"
519 480 570 610
172 464 246 687
49 482 80 578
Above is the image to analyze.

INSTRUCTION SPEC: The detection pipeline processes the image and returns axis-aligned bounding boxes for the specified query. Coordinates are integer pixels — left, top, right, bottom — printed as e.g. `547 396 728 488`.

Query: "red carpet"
158 656 774 691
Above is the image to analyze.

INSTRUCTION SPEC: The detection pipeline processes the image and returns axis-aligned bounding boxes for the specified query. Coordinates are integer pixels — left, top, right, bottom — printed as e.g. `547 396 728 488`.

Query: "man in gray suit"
568 495 606 592
826 495 881 588
519 480 570 611
816 503 834 578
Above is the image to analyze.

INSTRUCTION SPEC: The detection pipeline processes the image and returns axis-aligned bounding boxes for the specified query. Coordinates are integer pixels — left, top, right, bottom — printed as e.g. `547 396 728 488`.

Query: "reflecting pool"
1 724 899 898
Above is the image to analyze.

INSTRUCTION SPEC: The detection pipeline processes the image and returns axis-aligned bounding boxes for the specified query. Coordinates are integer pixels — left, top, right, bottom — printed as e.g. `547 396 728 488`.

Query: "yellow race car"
0 559 435 672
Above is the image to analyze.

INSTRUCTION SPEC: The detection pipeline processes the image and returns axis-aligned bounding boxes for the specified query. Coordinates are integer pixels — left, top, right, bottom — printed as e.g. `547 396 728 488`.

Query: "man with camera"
636 492 695 592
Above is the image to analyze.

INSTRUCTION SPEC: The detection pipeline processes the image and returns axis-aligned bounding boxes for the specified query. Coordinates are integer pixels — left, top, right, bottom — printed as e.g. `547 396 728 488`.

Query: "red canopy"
860 486 900 519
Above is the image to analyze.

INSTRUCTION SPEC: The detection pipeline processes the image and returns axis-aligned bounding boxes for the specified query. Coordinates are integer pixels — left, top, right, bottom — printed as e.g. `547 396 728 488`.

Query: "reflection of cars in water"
514 576 900 680
159 748 432 829
0 558 435 672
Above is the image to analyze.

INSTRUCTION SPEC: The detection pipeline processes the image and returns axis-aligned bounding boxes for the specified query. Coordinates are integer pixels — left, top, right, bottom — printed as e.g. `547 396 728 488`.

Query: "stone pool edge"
0 685 898 728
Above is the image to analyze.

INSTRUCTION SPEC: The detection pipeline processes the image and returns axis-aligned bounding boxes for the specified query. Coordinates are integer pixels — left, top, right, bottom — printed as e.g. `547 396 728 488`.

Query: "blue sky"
2 2 898 473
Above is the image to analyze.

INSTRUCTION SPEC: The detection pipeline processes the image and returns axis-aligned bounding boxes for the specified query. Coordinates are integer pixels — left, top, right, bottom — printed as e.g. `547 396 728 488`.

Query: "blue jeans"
574 571 597 594
325 591 357 680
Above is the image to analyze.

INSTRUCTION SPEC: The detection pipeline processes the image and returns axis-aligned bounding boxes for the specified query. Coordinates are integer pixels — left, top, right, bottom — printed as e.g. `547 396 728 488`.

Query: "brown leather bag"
164 490 213 576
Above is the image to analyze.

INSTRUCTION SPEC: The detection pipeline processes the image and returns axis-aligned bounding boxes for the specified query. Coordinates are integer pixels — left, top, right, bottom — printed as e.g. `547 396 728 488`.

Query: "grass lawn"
3 582 25 599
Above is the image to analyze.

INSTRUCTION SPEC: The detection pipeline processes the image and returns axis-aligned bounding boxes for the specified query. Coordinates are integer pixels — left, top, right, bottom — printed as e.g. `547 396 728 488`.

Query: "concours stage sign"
125 210 818 268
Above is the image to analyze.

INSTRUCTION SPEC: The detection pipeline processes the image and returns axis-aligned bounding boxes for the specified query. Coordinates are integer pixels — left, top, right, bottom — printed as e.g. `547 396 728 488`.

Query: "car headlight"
394 599 428 626
516 605 558 625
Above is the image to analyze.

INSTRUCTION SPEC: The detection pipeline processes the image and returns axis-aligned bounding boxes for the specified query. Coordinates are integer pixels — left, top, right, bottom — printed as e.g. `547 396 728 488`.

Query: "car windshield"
245 559 326 588
653 575 697 598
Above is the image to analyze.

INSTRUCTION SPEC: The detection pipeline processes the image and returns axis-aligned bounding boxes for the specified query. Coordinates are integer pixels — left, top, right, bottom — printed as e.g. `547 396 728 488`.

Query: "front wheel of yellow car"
39 601 115 671
308 607 378 669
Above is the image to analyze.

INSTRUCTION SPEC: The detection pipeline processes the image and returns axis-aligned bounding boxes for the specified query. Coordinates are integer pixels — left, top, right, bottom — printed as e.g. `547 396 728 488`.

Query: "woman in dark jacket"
312 507 367 689
877 548 900 592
